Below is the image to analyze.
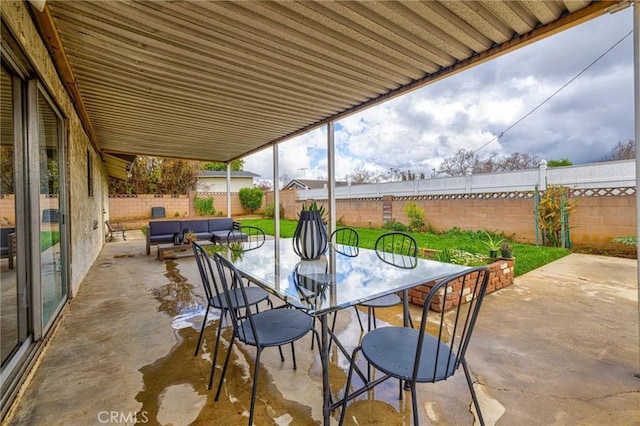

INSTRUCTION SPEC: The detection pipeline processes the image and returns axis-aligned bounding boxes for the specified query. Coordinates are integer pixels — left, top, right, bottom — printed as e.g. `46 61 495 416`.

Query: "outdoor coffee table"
156 240 213 260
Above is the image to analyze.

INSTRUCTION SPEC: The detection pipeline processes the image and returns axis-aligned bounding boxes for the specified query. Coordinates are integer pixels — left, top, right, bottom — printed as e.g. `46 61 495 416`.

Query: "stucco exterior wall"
3 1 107 296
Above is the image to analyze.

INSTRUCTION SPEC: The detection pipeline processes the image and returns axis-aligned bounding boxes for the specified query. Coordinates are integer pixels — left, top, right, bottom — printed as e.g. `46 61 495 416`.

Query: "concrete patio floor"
4 230 639 425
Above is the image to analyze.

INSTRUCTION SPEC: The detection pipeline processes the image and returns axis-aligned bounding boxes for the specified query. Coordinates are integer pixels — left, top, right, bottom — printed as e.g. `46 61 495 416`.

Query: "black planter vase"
292 211 328 260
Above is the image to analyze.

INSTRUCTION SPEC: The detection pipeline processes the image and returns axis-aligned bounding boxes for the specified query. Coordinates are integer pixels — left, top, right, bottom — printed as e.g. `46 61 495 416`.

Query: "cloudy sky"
245 7 635 186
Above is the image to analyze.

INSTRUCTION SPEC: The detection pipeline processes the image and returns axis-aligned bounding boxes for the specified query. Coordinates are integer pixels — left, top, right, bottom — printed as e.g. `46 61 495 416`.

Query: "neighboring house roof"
283 179 348 190
197 171 260 178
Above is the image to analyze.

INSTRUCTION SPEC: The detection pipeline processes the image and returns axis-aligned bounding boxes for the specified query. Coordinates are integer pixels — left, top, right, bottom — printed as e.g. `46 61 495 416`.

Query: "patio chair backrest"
413 266 490 384
212 253 261 346
227 225 265 251
192 242 224 306
374 232 418 268
330 227 359 247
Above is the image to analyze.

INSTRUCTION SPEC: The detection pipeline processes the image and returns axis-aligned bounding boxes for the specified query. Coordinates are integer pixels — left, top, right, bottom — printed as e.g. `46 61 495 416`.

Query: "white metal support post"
327 122 336 236
273 143 280 243
633 0 640 378
226 163 231 217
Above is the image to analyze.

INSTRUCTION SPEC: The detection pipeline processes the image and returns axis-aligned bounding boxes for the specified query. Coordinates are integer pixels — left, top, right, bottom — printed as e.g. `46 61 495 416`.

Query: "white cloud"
245 8 634 185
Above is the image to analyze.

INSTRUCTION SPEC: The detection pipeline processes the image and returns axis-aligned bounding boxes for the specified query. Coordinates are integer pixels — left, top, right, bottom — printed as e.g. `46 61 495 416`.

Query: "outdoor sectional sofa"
145 217 245 255
1 228 16 269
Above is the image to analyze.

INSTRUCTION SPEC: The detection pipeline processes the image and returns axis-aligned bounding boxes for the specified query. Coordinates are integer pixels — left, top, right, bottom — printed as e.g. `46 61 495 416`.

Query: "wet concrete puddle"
135 260 323 425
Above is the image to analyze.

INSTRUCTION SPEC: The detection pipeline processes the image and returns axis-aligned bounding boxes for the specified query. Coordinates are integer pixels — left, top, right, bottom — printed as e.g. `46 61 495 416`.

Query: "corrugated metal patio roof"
33 1 621 165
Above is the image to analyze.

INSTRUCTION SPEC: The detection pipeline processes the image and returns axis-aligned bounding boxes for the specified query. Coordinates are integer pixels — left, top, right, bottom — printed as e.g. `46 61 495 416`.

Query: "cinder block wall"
109 190 636 249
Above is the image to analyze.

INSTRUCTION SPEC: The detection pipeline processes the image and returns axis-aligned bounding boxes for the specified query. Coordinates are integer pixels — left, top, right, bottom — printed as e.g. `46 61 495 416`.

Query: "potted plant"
482 230 504 259
183 230 198 245
500 242 514 259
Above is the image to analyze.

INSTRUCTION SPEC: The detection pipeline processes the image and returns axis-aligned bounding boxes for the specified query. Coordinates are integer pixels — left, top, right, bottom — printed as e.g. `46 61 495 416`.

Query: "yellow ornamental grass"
537 184 578 247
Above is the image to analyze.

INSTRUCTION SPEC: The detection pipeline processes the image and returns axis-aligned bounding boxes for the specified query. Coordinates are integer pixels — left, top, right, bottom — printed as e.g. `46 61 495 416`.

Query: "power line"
473 30 633 155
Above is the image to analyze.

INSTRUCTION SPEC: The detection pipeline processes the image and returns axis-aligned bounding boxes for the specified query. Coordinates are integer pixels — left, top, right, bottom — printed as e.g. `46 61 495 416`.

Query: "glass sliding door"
0 65 27 367
2 22 69 418
37 90 66 327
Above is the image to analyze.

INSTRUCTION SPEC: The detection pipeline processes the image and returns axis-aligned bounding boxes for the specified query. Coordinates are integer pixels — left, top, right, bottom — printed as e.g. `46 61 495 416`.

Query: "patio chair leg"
354 306 364 331
214 332 236 397
195 305 211 356
328 311 338 351
410 381 419 426
290 342 297 370
278 345 284 362
462 360 485 426
339 346 363 426
248 348 263 426
207 310 227 389
368 307 378 331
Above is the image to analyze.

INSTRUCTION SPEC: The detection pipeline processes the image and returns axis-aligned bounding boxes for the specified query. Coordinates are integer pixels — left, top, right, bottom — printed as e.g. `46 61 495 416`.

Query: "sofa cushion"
150 234 175 243
149 221 181 236
0 228 14 247
211 229 247 243
208 218 234 232
180 219 209 234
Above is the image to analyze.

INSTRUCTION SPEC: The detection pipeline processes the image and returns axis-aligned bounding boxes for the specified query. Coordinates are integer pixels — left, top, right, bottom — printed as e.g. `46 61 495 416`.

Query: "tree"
159 159 199 194
438 149 540 176
497 152 539 171
108 156 199 195
347 168 379 184
255 180 273 191
238 187 264 214
600 139 635 162
200 159 244 171
437 149 483 176
546 158 572 167
278 173 293 189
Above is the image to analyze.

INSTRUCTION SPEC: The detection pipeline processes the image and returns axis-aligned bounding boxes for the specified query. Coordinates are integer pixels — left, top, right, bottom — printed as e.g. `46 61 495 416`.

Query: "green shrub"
404 201 425 232
193 196 216 216
434 248 488 266
238 187 264 214
382 219 408 232
612 236 636 245
263 202 284 219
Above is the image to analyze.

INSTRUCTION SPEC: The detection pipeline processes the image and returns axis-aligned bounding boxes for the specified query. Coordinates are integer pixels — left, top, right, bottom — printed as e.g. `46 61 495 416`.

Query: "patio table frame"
219 238 469 425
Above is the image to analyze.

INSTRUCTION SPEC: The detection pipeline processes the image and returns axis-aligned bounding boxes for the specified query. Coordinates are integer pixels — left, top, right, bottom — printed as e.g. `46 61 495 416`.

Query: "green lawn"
41 230 60 252
236 218 571 277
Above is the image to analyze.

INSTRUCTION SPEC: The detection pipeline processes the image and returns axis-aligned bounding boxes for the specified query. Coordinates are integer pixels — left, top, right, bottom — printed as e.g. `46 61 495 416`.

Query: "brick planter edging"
407 259 515 312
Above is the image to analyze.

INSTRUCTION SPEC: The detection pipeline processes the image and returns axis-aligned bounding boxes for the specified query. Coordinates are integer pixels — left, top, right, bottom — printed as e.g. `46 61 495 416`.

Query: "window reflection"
38 91 64 326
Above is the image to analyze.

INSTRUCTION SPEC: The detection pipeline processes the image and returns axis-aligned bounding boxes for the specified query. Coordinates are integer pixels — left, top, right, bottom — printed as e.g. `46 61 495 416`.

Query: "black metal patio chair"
356 232 417 331
330 227 359 248
211 253 320 426
226 224 265 251
339 266 491 426
191 242 272 389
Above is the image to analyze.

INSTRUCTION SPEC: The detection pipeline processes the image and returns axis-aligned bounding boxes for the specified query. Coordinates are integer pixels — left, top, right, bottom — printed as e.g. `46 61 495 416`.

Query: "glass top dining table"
217 237 470 425
221 238 469 316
